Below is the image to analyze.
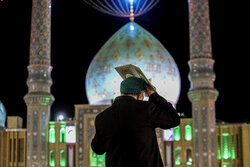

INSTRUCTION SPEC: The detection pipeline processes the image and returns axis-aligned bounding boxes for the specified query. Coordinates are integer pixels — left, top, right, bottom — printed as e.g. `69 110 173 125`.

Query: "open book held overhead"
115 64 156 92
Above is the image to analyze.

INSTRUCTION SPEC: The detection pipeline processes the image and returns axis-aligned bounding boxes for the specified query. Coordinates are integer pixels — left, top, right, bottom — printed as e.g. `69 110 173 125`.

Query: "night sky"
0 0 248 127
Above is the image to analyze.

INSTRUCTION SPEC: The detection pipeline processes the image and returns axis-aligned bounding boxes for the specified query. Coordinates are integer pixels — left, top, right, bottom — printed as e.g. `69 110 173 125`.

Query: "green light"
60 127 66 143
49 126 56 143
217 135 221 159
174 126 181 141
49 150 55 166
90 147 106 167
185 125 192 141
60 150 66 166
175 159 181 165
222 133 230 159
186 161 192 165
222 162 232 167
231 134 236 159
40 97 51 106
175 148 181 165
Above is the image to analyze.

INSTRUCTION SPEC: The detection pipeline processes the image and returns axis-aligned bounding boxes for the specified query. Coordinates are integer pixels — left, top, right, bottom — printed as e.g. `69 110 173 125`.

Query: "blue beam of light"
129 0 135 4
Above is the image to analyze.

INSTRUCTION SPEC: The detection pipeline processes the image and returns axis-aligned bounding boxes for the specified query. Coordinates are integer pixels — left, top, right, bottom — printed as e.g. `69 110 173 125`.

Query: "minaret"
188 0 218 167
24 0 54 167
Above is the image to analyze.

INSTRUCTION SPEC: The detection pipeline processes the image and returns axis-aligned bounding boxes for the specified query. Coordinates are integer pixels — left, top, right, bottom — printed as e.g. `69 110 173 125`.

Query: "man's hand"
145 85 155 97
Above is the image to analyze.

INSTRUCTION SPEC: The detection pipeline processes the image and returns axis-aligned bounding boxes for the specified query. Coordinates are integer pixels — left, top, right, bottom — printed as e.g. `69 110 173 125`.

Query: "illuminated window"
222 162 232 167
49 150 55 166
186 148 192 165
185 125 192 141
222 133 230 159
40 97 51 106
175 147 181 165
217 135 222 160
90 147 106 167
60 150 66 166
60 126 66 143
231 134 235 159
49 126 56 143
174 126 181 141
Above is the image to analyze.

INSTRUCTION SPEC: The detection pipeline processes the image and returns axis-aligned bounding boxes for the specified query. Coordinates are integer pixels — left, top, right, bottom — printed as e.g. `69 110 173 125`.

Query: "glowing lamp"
56 113 67 121
130 24 135 31
58 115 64 121
174 126 181 141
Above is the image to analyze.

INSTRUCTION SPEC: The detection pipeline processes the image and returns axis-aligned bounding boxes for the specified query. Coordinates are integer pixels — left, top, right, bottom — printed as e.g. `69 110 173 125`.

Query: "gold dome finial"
129 0 134 22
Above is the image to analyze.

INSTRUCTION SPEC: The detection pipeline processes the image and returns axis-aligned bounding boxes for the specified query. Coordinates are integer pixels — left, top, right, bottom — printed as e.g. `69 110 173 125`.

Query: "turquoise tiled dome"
86 22 181 105
0 101 6 129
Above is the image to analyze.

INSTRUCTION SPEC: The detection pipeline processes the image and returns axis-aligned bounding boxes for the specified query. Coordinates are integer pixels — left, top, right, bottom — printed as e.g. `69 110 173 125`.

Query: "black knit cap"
120 76 146 94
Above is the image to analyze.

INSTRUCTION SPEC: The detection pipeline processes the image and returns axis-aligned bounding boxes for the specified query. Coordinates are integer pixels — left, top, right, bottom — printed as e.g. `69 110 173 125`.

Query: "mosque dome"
85 22 181 105
0 101 7 129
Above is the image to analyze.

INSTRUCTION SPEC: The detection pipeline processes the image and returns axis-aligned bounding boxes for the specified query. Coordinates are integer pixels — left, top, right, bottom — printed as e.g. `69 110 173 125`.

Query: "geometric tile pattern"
75 105 110 167
24 0 54 167
189 0 212 59
86 22 181 105
188 0 219 166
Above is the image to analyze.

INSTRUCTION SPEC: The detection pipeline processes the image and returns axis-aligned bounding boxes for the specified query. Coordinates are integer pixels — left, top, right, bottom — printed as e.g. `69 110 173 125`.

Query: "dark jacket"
91 93 180 167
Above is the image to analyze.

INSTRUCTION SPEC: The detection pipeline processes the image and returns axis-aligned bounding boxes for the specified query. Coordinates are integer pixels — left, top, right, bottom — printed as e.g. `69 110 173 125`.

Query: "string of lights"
83 0 160 18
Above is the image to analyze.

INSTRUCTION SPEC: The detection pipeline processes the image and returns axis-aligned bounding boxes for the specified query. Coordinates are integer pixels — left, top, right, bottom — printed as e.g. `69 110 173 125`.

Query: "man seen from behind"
91 76 180 167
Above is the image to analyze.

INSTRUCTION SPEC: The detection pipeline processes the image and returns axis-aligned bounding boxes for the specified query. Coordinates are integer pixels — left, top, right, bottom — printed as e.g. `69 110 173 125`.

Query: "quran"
115 64 156 91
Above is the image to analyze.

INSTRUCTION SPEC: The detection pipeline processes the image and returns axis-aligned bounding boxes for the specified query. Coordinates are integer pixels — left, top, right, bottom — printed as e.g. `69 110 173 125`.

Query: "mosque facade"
1 107 250 167
0 0 250 167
